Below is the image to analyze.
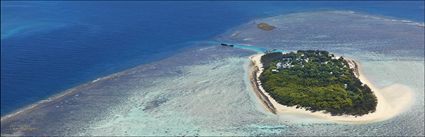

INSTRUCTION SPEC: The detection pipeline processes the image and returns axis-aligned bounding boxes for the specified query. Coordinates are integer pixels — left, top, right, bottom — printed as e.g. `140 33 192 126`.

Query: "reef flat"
1 11 423 136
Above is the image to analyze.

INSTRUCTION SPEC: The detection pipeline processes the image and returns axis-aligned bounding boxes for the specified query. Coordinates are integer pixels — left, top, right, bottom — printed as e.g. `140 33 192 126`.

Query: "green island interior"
259 50 378 116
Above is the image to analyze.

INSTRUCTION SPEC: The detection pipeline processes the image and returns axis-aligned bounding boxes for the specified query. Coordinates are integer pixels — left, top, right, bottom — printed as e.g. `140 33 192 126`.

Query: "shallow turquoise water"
76 11 424 136
1 2 424 136
232 44 286 53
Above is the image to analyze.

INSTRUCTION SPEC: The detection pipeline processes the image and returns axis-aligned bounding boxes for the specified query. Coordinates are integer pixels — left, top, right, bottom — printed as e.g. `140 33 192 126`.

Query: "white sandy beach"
249 53 414 123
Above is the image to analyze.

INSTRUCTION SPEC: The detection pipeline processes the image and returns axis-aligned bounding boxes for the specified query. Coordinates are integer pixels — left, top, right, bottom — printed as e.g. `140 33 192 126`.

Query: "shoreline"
249 53 414 123
248 60 276 114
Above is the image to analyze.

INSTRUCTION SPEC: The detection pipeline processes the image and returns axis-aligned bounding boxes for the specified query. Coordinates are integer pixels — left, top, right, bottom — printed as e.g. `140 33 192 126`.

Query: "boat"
221 43 234 47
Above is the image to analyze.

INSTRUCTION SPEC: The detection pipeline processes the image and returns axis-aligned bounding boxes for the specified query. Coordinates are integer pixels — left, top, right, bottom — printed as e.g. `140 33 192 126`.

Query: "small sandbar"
256 22 276 31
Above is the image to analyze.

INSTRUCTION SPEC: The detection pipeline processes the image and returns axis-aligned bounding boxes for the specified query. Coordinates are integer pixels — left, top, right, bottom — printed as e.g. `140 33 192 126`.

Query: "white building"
282 63 291 69
276 62 282 69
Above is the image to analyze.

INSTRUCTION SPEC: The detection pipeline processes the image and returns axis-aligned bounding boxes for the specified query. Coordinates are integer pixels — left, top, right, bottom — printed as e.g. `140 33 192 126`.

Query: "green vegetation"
259 50 377 116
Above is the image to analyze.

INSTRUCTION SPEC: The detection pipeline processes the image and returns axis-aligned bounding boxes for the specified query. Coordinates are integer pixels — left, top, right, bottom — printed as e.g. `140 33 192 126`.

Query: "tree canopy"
259 50 377 116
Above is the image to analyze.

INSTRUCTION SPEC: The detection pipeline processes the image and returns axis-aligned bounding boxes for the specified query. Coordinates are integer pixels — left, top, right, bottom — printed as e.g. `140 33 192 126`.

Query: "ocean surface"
1 1 424 136
2 1 424 116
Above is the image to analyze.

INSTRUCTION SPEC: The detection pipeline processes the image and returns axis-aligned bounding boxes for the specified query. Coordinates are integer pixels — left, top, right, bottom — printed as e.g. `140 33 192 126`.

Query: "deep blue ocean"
1 1 424 116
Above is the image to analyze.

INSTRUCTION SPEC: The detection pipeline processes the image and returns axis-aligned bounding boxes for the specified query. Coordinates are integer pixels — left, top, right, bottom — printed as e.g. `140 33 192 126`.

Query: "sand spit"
248 61 276 114
249 54 414 123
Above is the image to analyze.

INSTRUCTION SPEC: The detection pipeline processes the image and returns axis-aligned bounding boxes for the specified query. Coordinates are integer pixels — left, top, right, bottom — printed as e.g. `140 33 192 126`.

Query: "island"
257 22 276 31
251 50 378 116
